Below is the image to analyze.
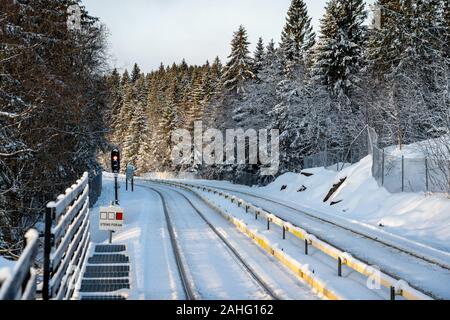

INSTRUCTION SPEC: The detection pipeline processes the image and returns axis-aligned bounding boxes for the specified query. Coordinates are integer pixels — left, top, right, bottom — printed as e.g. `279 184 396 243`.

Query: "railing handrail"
43 172 91 300
0 229 39 300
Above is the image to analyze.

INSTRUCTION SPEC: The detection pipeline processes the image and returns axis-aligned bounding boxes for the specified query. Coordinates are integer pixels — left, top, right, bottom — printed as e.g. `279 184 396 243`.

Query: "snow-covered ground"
90 176 185 299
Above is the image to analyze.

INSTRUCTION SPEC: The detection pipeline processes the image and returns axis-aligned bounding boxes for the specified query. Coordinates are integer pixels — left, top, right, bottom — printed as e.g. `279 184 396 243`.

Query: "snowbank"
260 155 450 252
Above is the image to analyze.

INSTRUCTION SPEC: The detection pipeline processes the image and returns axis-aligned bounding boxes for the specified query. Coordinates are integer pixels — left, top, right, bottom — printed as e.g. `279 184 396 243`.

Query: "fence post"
282 226 286 240
305 239 309 255
390 286 396 300
43 206 53 300
402 155 405 192
382 149 385 186
425 158 429 193
267 218 270 230
338 257 342 277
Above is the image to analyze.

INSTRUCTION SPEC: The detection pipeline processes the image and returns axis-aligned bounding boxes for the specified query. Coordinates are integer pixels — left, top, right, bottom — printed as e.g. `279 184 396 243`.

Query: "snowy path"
186 182 450 299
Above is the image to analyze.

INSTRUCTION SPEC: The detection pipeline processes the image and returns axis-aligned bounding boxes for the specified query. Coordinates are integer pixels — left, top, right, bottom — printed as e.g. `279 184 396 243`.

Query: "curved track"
202 184 450 271
149 186 279 300
151 188 195 300
179 182 450 299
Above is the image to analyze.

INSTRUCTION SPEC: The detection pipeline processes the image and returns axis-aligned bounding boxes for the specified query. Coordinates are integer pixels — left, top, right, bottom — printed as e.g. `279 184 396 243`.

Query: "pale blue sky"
82 0 374 72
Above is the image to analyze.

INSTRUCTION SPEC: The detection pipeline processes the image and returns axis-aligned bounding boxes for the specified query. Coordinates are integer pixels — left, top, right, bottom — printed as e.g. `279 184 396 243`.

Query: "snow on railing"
0 230 39 300
154 179 433 301
42 172 91 300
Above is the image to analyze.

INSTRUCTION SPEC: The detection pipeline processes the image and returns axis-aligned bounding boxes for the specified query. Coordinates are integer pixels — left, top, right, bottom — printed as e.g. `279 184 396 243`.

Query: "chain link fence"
303 128 449 194
303 127 371 172
303 149 367 172
370 129 450 193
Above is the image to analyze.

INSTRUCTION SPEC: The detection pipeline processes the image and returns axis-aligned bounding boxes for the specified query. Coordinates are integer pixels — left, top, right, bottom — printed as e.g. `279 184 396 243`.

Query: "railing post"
390 286 396 300
43 206 53 300
338 257 342 277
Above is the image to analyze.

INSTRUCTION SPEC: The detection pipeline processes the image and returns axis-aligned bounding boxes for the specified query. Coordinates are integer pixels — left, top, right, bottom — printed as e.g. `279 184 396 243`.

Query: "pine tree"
222 25 255 94
115 83 134 147
312 0 367 99
121 69 130 86
106 68 123 144
364 0 449 146
123 101 150 172
1 0 107 252
280 0 316 74
254 37 265 74
186 70 205 132
210 57 223 94
443 0 450 58
131 63 141 83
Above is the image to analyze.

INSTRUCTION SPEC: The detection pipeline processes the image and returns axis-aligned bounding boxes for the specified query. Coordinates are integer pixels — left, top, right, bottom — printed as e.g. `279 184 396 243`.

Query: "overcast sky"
82 0 374 72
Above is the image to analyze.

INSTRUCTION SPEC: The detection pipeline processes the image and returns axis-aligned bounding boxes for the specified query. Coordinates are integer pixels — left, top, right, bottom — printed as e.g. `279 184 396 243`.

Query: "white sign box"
99 206 124 231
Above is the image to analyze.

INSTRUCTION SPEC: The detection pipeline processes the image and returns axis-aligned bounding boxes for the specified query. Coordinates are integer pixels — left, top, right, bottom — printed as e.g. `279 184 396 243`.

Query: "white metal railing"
43 172 91 300
0 230 39 300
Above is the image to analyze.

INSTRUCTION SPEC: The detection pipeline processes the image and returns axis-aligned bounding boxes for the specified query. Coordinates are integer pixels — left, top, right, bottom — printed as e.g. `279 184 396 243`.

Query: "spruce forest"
105 0 450 186
1 0 449 254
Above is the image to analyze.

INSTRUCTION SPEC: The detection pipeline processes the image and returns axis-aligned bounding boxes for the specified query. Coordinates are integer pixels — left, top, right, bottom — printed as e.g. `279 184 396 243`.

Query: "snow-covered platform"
74 244 131 300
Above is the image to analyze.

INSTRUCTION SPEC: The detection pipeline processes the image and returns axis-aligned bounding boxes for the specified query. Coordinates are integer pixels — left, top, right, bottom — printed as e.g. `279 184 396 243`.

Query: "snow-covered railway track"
148 186 278 300
161 182 449 299
200 185 450 269
150 187 195 300
151 182 392 299
204 184 450 273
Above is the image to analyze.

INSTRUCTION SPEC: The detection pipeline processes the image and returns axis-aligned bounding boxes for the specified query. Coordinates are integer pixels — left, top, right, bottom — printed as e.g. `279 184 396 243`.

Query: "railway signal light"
111 148 120 173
